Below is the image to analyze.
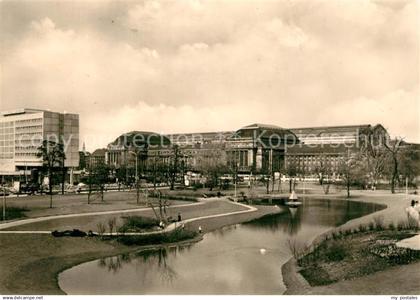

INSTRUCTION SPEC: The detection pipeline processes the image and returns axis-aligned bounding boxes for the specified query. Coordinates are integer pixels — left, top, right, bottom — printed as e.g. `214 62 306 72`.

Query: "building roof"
240 123 286 130
108 131 171 149
0 108 45 117
91 148 106 157
232 123 298 141
169 131 234 145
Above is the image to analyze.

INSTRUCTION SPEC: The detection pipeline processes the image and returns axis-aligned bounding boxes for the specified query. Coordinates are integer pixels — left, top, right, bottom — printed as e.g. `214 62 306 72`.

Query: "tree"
360 137 388 190
314 156 334 194
338 151 364 198
115 165 128 190
37 140 66 208
168 145 181 190
399 144 420 188
284 159 298 193
91 161 111 202
384 138 404 193
196 146 227 190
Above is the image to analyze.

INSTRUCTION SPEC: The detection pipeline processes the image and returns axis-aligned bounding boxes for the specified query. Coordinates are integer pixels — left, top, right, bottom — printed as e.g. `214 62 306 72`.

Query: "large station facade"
103 123 390 177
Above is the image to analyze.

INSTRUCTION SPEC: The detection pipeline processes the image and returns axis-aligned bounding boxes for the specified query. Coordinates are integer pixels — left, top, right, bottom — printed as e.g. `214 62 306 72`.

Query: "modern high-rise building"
0 108 79 178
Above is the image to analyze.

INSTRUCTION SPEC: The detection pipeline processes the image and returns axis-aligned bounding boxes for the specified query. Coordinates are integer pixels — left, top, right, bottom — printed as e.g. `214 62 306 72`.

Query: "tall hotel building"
0 109 79 178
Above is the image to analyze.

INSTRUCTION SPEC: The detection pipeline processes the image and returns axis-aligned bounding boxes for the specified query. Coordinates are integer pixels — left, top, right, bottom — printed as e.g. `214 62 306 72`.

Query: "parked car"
0 187 10 196
19 183 40 195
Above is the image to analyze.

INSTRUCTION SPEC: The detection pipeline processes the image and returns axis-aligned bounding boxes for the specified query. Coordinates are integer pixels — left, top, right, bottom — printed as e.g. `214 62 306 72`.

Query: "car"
0 187 10 196
19 183 40 194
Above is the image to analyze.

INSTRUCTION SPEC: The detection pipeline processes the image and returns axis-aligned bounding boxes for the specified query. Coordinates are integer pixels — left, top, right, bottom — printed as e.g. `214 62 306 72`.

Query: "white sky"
1 0 419 151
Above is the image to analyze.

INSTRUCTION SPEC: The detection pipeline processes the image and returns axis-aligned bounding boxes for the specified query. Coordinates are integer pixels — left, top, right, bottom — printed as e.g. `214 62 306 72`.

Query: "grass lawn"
4 191 194 218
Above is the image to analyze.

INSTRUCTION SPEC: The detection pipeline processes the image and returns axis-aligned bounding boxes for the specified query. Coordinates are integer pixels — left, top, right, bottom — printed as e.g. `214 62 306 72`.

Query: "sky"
1 0 419 151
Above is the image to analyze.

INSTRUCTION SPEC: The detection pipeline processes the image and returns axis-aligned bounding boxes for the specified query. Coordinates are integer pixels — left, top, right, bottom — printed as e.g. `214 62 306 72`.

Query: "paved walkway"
396 234 420 250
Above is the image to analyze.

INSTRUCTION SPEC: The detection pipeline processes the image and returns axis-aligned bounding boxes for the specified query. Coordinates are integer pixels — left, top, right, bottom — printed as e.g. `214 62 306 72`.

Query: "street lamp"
2 184 6 221
128 150 139 182
129 150 140 205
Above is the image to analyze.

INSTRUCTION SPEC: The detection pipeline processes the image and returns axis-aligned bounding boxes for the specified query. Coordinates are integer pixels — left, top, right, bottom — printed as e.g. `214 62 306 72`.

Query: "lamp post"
2 185 6 221
129 150 139 205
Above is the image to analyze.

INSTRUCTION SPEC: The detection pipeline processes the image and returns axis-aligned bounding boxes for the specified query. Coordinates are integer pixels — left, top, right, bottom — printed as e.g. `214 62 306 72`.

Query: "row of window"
15 125 43 131
15 118 43 125
15 145 38 150
14 153 38 157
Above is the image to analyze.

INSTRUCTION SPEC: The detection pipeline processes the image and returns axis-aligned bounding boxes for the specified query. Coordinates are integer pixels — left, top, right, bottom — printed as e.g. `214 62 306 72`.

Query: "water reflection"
59 198 384 295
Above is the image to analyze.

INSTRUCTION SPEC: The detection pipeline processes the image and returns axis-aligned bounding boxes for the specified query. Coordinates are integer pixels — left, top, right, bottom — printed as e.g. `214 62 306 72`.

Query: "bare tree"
36 140 66 208
90 161 111 202
338 150 364 198
283 159 298 193
196 145 227 190
108 217 117 236
384 138 404 194
168 145 181 190
314 155 333 194
399 144 420 188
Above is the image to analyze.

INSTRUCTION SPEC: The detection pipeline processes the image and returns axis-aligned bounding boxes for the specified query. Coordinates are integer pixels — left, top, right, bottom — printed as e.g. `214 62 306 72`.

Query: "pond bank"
281 191 420 295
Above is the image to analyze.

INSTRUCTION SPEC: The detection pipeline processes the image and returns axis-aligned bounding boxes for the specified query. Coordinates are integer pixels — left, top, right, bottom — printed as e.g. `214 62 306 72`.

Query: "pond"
59 198 384 294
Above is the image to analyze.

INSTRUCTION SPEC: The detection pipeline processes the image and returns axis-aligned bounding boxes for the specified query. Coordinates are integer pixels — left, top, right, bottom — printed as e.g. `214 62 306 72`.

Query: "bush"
388 222 396 231
406 216 419 230
358 223 367 233
97 222 106 236
116 228 197 246
397 220 407 231
118 216 159 232
373 216 385 231
0 206 28 221
325 241 349 262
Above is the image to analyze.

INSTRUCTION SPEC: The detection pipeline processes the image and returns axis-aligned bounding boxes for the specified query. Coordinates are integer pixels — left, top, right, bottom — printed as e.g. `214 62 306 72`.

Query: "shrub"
108 217 117 235
388 222 396 231
373 216 385 231
118 216 159 232
343 228 352 236
116 228 197 246
97 222 106 236
287 238 305 260
397 220 407 231
358 223 367 233
368 221 375 231
407 216 419 230
0 206 28 221
325 241 348 262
